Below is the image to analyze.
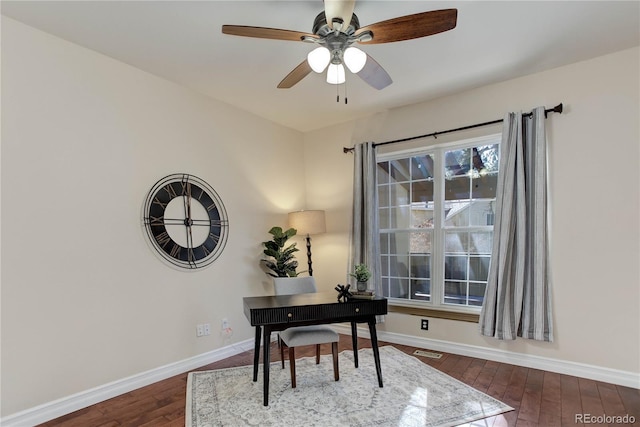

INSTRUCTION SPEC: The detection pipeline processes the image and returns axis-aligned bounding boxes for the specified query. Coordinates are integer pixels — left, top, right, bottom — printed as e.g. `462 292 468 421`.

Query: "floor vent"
413 349 443 359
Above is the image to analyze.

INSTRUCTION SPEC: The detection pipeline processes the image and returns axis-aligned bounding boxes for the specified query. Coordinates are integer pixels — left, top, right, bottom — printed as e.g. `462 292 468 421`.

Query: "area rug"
186 346 513 427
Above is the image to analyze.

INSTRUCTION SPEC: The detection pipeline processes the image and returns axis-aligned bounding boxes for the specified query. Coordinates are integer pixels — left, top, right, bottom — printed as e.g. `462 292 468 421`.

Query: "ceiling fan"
222 1 457 91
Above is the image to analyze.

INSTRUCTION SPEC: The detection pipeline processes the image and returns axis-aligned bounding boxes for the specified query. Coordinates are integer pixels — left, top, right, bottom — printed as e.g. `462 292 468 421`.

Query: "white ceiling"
2 1 639 132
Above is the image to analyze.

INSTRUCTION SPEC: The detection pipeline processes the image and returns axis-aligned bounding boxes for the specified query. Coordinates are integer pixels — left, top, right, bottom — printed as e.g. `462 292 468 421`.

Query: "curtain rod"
343 103 563 153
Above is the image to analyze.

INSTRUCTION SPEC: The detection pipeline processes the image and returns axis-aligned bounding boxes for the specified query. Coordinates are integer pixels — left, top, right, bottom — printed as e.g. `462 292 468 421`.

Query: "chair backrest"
273 276 317 295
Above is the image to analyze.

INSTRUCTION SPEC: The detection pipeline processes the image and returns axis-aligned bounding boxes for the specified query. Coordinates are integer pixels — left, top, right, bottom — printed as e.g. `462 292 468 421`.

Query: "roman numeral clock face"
143 174 229 269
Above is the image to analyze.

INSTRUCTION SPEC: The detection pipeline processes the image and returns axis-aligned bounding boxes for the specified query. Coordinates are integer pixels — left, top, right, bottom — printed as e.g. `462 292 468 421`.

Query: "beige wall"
1 17 305 416
305 47 640 374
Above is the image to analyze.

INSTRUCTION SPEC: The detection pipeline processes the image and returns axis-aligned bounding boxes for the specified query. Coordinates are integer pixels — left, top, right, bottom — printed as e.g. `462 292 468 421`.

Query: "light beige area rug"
186 346 513 427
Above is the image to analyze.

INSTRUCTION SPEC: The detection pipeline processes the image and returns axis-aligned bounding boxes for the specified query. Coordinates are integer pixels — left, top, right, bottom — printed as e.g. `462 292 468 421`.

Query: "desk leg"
351 322 359 368
252 325 261 382
262 326 272 406
368 320 383 387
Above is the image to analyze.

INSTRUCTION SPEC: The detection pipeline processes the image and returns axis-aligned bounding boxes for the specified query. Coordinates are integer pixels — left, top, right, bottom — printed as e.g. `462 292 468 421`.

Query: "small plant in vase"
350 263 372 292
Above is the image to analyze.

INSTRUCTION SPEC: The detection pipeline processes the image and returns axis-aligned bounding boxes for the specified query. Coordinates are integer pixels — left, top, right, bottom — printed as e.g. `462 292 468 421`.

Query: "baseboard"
0 339 256 427
332 324 640 389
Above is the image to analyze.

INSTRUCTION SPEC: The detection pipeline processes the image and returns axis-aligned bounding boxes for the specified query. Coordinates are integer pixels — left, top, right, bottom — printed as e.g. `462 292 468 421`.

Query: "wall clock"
143 173 229 270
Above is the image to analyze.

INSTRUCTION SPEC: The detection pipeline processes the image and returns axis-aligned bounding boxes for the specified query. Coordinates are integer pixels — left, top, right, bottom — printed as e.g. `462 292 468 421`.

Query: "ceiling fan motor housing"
312 11 360 36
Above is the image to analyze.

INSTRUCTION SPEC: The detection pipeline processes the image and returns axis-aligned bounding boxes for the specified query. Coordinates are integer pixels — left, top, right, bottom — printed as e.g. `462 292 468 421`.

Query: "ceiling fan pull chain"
344 77 348 104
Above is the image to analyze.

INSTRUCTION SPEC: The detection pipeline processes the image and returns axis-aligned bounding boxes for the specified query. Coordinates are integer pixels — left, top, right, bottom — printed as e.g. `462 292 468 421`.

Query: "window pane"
444 281 466 305
377 161 390 185
380 233 390 253
469 256 490 281
411 154 434 179
410 254 430 278
445 256 467 280
389 206 410 229
445 231 468 253
411 279 431 301
469 231 493 254
378 184 390 208
390 159 410 182
444 198 470 227
410 230 432 254
390 182 410 206
412 180 434 204
390 277 409 298
379 207 390 229
469 283 486 306
445 176 470 201
389 255 409 276
445 148 471 177
476 144 499 173
471 174 498 199
381 255 389 276
381 276 390 297
411 205 434 229
469 200 495 226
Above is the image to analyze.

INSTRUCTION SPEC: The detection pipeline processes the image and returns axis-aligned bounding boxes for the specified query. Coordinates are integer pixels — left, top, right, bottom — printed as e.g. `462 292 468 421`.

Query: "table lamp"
288 210 326 276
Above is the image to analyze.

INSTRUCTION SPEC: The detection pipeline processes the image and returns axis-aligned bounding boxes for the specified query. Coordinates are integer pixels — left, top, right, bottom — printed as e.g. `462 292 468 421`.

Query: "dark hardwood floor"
39 334 639 426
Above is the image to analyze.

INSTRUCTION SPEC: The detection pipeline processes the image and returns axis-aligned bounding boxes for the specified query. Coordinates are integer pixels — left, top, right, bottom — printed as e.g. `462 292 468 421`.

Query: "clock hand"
184 182 195 262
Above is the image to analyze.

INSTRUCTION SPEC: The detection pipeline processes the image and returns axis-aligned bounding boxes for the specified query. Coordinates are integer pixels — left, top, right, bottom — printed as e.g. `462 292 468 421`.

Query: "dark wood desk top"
243 292 387 328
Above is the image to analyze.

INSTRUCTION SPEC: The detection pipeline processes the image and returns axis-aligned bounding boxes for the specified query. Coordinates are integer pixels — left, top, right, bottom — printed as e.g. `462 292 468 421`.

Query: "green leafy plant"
350 263 372 282
261 226 302 277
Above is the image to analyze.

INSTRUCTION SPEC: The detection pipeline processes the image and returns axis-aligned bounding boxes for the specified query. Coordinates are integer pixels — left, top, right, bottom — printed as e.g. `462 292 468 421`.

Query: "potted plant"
261 226 303 277
350 263 372 291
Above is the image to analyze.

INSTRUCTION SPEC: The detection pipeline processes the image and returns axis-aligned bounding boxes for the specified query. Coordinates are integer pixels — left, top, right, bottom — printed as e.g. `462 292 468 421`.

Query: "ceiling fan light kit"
222 2 457 94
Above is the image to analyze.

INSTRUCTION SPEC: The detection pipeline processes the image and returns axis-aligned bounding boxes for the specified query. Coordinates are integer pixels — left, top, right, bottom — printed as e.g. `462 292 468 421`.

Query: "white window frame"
377 133 501 315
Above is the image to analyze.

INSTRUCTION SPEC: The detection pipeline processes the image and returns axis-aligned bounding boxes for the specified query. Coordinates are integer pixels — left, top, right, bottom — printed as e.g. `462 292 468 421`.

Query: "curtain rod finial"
343 147 354 154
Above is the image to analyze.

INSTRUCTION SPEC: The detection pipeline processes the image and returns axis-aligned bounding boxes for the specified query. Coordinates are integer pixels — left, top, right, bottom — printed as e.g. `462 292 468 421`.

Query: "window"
377 135 500 312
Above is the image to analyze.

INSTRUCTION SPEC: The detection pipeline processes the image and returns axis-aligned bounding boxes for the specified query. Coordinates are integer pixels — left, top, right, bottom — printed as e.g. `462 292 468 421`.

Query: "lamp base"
305 235 313 276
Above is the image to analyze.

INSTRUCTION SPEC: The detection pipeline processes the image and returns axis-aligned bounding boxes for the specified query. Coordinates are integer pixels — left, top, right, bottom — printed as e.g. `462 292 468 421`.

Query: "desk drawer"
250 299 387 325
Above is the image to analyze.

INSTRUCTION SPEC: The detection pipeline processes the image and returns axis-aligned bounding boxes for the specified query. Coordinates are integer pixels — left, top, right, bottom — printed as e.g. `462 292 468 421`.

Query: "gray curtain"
479 107 553 341
349 142 382 301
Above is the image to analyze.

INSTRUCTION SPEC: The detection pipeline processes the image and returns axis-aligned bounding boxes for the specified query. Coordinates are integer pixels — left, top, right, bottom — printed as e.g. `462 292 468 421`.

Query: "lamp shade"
307 47 331 73
326 63 345 84
343 47 367 73
288 210 326 235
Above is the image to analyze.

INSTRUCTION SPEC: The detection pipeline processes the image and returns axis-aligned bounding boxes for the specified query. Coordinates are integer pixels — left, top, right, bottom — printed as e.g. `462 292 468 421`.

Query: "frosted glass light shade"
343 47 367 73
326 63 346 84
288 210 326 235
307 47 331 73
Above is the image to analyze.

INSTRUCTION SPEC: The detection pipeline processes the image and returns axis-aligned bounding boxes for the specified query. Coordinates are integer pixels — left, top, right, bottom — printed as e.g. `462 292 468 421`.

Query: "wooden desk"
243 292 388 406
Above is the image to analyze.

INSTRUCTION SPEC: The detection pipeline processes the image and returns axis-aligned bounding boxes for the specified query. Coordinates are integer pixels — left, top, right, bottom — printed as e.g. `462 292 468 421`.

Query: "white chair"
273 276 339 388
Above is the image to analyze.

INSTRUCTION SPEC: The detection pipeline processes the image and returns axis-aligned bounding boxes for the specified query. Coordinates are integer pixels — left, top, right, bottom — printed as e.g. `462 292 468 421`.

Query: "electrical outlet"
421 319 429 330
203 323 211 336
222 318 229 330
196 324 204 337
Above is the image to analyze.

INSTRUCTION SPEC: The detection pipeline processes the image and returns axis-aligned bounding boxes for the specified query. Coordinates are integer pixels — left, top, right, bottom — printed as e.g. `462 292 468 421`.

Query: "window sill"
388 303 480 323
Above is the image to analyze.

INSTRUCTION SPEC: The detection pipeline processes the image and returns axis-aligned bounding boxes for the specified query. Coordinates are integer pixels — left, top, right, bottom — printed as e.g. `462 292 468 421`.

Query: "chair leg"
288 346 296 388
332 342 339 381
315 344 321 364
280 337 285 369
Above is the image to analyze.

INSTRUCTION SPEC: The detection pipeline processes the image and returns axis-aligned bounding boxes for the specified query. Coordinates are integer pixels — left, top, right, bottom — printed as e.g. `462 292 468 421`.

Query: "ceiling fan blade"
356 54 392 90
355 9 457 44
324 0 356 30
278 60 313 88
222 25 317 42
